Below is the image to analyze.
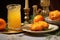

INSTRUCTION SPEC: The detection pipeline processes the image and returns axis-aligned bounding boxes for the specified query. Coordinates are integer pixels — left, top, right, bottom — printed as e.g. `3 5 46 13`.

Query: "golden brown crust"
30 21 49 31
49 10 60 20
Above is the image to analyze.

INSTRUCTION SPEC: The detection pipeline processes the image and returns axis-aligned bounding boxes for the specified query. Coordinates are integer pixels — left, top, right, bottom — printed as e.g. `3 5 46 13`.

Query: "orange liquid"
8 6 21 31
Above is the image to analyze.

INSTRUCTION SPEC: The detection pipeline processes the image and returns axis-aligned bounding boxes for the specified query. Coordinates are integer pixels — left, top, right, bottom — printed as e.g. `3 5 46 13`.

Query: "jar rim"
7 4 21 9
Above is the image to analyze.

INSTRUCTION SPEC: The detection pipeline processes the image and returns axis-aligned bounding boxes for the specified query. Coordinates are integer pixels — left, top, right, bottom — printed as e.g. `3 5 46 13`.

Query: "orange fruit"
33 15 44 23
49 10 60 20
0 18 6 30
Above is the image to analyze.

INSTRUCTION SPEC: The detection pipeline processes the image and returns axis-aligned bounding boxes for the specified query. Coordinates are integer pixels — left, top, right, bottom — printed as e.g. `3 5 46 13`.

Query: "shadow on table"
24 33 48 37
23 30 59 37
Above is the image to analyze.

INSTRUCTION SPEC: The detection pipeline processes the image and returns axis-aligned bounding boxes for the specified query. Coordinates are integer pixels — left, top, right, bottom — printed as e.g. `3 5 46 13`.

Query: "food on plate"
0 18 6 30
49 10 60 20
38 21 49 29
30 23 43 31
30 21 49 31
33 15 44 23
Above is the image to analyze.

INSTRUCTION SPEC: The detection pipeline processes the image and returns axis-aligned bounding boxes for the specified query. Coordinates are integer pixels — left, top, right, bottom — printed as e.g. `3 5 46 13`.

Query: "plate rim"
45 17 60 22
22 24 59 33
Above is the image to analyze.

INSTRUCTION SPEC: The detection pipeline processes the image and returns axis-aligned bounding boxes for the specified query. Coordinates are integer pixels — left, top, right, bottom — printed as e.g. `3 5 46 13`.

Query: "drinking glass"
7 4 21 32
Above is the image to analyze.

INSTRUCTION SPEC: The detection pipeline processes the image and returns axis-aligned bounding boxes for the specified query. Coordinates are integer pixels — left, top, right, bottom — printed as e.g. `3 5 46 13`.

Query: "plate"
45 17 60 25
22 24 59 33
1 30 22 34
0 23 24 34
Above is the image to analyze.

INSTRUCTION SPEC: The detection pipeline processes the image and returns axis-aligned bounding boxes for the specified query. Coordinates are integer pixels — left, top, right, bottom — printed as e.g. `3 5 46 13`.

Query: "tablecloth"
0 33 60 40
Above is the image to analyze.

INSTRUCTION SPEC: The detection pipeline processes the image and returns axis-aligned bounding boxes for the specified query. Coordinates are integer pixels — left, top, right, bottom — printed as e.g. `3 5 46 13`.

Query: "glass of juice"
7 4 21 33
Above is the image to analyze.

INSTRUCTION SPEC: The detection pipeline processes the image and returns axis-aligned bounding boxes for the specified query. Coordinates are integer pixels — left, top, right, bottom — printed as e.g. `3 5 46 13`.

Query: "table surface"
0 32 60 40
0 23 60 40
0 13 60 40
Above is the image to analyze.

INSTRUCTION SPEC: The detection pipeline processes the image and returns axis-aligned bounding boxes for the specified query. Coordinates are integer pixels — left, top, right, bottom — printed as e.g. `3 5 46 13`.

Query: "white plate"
22 24 59 33
45 17 60 25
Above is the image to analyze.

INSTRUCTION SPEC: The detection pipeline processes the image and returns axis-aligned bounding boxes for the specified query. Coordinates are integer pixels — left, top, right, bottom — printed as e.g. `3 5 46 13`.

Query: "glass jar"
7 4 21 32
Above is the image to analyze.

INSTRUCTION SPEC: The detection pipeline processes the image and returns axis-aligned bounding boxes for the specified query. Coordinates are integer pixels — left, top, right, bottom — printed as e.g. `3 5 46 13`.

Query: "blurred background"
0 0 60 23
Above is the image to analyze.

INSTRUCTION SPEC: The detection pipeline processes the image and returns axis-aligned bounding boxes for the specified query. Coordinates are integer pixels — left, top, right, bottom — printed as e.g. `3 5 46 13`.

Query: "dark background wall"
0 0 60 23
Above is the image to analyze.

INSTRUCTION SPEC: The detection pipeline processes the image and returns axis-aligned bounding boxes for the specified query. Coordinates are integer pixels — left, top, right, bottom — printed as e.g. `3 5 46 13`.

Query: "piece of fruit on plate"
0 18 6 30
30 21 49 31
49 10 60 20
33 15 44 23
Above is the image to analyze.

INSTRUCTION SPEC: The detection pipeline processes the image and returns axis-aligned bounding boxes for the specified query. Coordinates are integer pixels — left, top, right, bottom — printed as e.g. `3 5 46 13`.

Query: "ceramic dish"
22 24 59 33
45 17 60 25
